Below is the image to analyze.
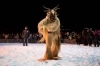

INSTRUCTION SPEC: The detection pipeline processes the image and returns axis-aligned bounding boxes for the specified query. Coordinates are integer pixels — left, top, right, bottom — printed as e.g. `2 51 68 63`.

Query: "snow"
0 43 100 66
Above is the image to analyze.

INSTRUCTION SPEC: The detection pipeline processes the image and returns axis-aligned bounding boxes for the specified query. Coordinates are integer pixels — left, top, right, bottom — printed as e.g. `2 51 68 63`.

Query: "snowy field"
0 43 100 66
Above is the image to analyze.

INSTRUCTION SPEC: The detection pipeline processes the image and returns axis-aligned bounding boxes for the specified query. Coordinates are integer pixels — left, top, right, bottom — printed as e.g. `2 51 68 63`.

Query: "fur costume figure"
38 5 61 61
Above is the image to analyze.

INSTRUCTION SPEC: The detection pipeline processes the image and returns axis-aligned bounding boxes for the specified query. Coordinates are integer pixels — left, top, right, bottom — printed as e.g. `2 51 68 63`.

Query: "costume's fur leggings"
43 27 61 60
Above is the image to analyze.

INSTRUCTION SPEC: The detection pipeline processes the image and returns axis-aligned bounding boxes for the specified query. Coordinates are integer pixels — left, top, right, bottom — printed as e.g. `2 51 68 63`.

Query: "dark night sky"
0 1 99 33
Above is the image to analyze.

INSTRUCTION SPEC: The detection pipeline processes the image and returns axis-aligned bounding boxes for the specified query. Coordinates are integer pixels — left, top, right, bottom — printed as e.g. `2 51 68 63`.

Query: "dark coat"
22 29 30 38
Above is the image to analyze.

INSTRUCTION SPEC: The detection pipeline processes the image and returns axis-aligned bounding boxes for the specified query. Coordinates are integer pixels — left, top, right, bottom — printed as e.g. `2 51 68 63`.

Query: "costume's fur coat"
38 15 61 61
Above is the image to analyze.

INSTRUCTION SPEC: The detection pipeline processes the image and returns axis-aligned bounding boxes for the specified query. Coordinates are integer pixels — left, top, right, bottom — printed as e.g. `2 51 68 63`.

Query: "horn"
43 5 50 10
43 10 48 12
43 9 51 12
53 4 60 11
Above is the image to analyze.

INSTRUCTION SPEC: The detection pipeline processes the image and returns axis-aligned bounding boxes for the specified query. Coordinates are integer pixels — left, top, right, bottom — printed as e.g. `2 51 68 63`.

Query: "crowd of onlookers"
0 31 77 43
0 27 100 47
0 32 41 43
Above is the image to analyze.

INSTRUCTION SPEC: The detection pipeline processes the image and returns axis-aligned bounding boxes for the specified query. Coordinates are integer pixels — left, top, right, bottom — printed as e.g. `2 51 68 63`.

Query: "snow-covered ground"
0 43 100 66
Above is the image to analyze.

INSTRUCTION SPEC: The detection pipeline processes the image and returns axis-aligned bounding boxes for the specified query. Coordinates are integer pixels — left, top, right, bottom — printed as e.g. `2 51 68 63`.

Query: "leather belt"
48 31 55 33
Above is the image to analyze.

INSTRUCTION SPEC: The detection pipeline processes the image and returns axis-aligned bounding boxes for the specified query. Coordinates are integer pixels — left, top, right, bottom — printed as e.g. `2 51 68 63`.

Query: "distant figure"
22 26 30 46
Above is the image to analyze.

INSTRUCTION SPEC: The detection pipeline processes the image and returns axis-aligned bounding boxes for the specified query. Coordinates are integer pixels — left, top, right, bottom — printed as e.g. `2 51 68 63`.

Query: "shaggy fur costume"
38 16 61 61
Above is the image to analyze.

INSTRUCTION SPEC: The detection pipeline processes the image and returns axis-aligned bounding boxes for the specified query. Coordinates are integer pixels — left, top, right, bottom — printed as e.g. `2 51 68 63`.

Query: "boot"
23 43 25 46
